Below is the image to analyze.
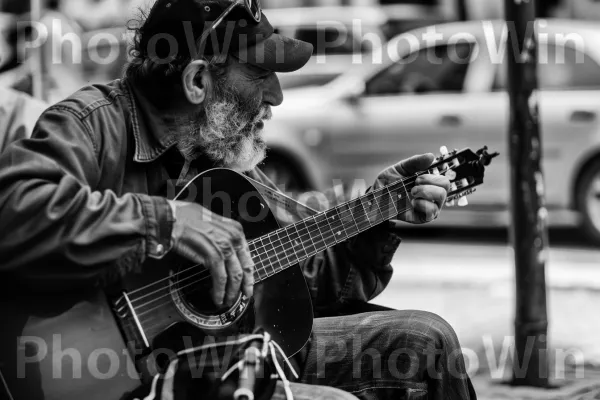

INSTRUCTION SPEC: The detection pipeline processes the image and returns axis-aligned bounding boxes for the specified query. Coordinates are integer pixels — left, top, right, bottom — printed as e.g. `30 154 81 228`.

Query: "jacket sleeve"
300 221 400 317
249 169 400 317
0 106 173 289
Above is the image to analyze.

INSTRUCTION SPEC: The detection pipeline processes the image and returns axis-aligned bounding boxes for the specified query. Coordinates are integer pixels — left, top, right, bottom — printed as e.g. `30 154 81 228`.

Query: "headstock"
428 146 499 207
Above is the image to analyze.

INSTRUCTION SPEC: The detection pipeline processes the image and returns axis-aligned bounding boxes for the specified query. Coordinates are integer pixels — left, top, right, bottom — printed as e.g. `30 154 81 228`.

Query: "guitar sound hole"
176 265 229 315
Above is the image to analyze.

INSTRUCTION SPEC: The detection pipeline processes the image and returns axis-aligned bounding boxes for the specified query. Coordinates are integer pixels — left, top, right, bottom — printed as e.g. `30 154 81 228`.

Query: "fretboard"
248 174 422 282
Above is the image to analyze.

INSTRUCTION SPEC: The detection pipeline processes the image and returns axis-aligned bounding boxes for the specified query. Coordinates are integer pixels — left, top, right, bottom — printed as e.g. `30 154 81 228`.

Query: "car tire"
576 158 600 245
261 156 310 196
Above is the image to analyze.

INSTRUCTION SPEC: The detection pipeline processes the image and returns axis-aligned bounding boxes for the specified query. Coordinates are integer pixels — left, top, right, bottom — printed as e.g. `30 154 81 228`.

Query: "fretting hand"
168 201 255 307
373 153 454 224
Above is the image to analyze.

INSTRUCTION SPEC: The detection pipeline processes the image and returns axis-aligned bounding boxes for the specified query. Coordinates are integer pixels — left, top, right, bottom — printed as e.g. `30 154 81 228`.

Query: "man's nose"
263 73 283 107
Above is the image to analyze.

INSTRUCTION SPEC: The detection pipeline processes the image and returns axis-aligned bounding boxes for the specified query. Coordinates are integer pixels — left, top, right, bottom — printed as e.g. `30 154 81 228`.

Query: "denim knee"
395 310 461 351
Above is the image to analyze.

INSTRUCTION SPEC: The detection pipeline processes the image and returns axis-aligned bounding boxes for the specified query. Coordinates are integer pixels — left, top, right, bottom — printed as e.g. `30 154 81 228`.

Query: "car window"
365 42 474 96
294 25 360 55
493 44 600 91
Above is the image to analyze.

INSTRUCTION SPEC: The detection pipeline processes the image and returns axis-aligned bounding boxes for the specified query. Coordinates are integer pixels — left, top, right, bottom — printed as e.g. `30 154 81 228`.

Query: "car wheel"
576 159 600 245
261 157 309 196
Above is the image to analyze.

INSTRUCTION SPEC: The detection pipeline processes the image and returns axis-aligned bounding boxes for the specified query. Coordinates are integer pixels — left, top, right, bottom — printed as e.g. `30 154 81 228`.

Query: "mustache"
251 105 272 126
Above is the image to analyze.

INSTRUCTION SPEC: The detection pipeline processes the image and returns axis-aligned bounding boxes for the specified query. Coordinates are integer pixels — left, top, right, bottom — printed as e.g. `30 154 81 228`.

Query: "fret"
359 191 379 227
332 206 351 240
384 186 400 218
296 220 316 255
336 201 360 237
253 260 269 281
268 230 285 256
324 208 346 242
266 230 289 273
250 240 270 274
398 179 412 214
314 212 338 247
285 224 308 261
308 215 329 253
276 229 299 266
370 187 388 224
260 236 280 275
348 197 369 232
303 216 326 254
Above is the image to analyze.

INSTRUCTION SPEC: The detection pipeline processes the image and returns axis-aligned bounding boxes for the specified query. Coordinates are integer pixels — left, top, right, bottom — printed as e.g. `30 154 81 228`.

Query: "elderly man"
0 1 476 399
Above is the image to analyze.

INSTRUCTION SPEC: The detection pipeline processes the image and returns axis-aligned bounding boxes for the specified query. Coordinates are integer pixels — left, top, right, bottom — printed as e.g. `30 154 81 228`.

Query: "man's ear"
182 60 211 105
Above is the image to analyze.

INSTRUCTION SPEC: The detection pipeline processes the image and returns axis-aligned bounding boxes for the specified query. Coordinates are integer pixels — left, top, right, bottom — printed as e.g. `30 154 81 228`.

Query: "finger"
411 198 439 223
192 232 228 306
210 257 228 307
235 241 255 299
214 218 246 249
223 251 244 306
394 153 435 177
411 185 448 209
415 174 452 193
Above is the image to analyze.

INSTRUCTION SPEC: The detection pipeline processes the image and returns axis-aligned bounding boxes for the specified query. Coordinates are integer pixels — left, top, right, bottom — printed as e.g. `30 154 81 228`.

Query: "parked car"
260 19 600 243
267 5 444 90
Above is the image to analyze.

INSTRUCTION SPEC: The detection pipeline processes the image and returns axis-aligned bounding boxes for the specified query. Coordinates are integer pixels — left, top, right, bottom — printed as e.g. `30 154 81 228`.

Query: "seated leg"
274 382 360 400
293 310 476 400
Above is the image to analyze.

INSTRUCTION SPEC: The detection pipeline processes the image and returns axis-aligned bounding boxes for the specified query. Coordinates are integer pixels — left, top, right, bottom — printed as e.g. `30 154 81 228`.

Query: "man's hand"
168 201 254 307
373 153 453 224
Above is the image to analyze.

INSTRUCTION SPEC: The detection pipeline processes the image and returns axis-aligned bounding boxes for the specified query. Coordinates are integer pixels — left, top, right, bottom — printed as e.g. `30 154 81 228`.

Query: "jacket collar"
123 79 178 163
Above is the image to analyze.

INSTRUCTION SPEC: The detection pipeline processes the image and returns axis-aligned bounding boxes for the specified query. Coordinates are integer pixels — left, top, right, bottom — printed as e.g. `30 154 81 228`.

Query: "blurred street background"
1 0 600 398
374 226 600 398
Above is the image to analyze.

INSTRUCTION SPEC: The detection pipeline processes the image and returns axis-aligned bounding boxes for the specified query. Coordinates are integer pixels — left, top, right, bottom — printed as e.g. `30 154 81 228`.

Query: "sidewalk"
472 377 600 400
370 237 600 399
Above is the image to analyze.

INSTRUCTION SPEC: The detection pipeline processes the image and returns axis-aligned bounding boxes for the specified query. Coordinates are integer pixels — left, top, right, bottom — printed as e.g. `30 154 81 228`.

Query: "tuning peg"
447 199 456 207
439 146 449 156
458 197 469 207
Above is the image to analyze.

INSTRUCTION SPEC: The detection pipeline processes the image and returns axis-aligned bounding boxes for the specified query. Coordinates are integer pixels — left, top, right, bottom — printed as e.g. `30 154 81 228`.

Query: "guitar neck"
248 173 423 282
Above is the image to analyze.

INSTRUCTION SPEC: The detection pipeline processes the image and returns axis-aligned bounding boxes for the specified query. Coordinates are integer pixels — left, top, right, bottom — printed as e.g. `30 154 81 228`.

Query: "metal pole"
456 0 468 21
504 0 550 388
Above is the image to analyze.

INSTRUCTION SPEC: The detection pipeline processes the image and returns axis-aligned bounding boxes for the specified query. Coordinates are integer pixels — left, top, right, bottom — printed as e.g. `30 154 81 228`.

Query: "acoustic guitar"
0 147 497 400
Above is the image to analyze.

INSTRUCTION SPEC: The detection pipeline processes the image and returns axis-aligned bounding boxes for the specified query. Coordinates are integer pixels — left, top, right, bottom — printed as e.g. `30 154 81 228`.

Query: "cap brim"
235 33 314 73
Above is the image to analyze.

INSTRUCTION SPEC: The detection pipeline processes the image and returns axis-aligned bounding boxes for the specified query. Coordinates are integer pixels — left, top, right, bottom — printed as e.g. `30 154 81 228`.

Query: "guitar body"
0 169 313 400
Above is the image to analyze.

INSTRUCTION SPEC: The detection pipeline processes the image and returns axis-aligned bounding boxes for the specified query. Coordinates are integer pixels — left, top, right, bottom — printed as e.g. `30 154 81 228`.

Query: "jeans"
283 304 476 400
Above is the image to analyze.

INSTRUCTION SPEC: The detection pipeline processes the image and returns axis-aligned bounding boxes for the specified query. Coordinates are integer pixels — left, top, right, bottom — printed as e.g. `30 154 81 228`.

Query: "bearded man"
0 1 476 399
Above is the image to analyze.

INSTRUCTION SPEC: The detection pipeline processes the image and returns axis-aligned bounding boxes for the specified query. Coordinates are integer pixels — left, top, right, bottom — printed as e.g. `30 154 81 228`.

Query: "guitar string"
127 164 462 317
124 171 426 302
136 198 414 326
233 163 460 275
135 192 406 318
122 171 423 300
127 173 419 307
121 180 410 311
136 161 465 328
138 198 416 333
127 163 460 311
122 193 396 314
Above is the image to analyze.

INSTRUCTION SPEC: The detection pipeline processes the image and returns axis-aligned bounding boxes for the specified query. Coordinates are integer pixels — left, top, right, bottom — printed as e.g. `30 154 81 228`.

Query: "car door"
327 41 479 188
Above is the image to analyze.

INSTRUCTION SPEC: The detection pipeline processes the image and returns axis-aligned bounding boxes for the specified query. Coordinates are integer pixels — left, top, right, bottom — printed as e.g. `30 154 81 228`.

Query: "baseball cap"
137 0 314 72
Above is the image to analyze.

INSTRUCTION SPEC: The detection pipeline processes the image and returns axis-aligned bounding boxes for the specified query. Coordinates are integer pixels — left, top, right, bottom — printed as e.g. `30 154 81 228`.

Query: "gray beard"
176 81 270 172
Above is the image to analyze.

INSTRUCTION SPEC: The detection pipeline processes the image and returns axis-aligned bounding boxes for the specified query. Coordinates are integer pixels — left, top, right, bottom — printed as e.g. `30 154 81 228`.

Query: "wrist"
139 196 175 260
